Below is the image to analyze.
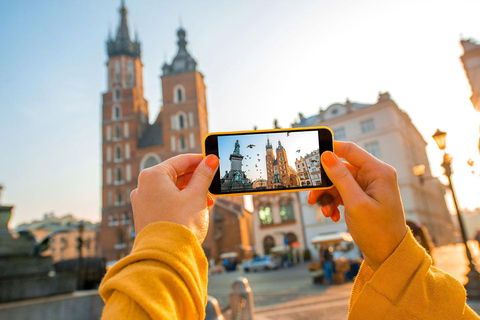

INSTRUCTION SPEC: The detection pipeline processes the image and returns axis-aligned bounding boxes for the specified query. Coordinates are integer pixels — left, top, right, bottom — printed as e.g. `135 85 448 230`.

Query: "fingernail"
332 209 341 222
321 205 328 217
308 192 313 204
207 194 214 207
322 151 338 168
205 155 219 171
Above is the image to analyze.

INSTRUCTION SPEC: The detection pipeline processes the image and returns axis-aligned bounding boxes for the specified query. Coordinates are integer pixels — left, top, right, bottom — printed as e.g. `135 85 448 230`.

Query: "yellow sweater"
99 222 480 319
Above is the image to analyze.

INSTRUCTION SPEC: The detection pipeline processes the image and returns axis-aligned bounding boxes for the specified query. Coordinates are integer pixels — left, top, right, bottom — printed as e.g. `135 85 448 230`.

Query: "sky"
1 0 480 227
218 130 319 182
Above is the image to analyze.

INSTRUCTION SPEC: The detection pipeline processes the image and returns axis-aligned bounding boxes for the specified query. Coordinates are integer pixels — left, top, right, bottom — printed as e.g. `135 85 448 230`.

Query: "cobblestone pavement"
211 244 480 319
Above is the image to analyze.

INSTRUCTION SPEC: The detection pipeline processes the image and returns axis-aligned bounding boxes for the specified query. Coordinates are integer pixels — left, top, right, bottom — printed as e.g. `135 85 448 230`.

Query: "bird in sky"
296 149 301 153
255 164 258 168
258 159 261 162
247 144 255 148
287 132 290 137
257 154 260 156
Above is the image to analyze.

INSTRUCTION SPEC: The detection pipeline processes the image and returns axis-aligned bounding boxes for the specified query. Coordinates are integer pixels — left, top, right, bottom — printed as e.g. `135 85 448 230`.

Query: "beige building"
295 156 312 186
16 213 99 263
252 192 305 256
294 92 455 259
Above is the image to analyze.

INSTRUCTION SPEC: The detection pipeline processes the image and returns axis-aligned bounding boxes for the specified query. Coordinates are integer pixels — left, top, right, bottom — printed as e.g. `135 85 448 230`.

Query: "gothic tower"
156 27 208 154
100 2 148 260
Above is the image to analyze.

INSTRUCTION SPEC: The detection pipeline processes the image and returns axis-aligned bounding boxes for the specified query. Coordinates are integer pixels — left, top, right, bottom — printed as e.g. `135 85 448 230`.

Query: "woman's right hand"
308 141 407 271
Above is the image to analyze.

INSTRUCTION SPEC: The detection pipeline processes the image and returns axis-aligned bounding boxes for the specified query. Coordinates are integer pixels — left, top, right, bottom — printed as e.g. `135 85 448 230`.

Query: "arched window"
115 125 121 139
280 199 295 222
140 153 161 171
114 88 121 101
116 167 123 182
179 114 185 129
263 236 275 254
106 147 111 162
113 105 121 120
144 157 158 169
116 192 123 206
179 135 187 151
259 204 273 226
127 61 134 84
114 61 120 82
115 145 122 161
173 85 185 104
106 126 111 141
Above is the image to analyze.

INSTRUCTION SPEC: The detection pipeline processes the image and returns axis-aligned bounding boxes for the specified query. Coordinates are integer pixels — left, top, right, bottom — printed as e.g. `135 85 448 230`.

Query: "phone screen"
205 128 333 195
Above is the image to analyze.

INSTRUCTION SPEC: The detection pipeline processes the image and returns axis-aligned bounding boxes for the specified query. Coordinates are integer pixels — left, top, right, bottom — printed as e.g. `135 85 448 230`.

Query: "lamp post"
432 129 480 298
411 164 437 245
77 221 84 290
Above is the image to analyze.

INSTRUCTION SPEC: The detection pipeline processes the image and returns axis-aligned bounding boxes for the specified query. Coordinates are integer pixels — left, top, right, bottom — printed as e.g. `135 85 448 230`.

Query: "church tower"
156 28 208 154
100 1 148 260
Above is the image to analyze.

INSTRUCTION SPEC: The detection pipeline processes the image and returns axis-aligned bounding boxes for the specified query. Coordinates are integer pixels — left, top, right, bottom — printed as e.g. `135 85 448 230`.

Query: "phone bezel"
204 126 333 196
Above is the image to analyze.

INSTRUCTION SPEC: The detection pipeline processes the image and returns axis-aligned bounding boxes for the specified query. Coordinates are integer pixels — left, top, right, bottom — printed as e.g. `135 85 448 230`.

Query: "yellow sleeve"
99 222 208 320
348 229 480 320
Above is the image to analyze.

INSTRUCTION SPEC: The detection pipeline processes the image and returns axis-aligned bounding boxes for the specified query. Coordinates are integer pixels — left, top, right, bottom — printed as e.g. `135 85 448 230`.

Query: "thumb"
186 154 219 195
321 151 365 206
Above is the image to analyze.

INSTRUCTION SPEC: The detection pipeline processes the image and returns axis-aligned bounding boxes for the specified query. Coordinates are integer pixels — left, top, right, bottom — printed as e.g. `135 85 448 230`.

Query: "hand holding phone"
203 127 333 196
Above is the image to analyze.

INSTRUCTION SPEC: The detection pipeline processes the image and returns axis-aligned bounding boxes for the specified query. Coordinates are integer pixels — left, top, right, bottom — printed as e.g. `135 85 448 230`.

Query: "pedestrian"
323 246 334 284
99 142 480 319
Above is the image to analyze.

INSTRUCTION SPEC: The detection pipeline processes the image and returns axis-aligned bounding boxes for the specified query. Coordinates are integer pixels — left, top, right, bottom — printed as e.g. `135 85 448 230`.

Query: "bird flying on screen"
246 144 255 148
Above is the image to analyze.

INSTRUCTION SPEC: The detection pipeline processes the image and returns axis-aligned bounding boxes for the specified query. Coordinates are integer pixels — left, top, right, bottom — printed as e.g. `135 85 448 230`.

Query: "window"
125 143 130 159
188 112 194 127
333 128 346 140
114 61 120 82
174 85 185 104
126 189 131 203
259 204 273 226
124 123 129 138
106 147 111 162
115 145 123 161
127 61 134 84
113 106 121 120
365 141 381 158
141 154 161 170
106 168 112 185
361 118 375 133
116 192 123 206
179 114 185 129
114 89 121 101
171 136 176 152
106 126 111 141
126 164 131 182
116 167 123 182
115 125 121 139
179 135 187 151
108 191 113 206
331 108 338 115
189 133 195 149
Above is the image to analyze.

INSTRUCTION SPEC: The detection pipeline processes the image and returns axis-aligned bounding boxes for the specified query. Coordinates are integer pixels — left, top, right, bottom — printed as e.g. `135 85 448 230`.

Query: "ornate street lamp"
432 129 480 298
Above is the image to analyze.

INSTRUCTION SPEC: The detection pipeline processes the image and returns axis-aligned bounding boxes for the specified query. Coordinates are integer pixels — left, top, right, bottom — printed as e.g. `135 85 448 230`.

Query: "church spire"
107 0 141 58
162 27 197 76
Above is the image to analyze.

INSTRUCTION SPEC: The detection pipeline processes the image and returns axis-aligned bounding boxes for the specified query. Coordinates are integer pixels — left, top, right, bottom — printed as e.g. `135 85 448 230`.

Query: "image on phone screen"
208 128 332 195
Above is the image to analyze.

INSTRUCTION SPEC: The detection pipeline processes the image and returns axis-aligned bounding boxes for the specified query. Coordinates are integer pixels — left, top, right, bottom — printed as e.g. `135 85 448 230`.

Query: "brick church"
265 138 299 189
99 2 253 262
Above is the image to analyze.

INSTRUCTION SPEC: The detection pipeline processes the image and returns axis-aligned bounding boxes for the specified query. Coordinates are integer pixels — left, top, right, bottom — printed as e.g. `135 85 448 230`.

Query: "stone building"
265 138 299 189
16 213 99 263
99 2 251 262
460 38 480 154
251 192 305 256
294 92 455 259
202 198 253 262
294 156 312 186
303 149 322 186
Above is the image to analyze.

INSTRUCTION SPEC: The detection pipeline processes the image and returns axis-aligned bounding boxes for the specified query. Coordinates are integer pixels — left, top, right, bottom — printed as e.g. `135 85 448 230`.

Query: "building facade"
294 92 455 259
251 192 305 256
99 3 251 262
460 39 480 155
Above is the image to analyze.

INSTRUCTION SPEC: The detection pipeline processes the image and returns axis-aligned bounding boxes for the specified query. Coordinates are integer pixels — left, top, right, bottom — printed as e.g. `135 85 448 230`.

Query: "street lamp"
77 221 85 290
432 129 480 298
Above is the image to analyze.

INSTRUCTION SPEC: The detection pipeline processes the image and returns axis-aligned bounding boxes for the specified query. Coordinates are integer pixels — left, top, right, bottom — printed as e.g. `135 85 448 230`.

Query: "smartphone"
203 127 333 196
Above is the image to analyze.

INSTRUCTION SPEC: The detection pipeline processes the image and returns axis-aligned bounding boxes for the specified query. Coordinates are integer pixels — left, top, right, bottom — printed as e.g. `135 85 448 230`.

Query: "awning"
310 232 353 245
269 246 288 253
219 252 238 259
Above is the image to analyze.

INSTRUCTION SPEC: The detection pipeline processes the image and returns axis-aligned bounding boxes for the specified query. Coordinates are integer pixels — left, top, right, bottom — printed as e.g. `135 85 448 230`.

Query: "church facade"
265 138 299 189
99 3 251 262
